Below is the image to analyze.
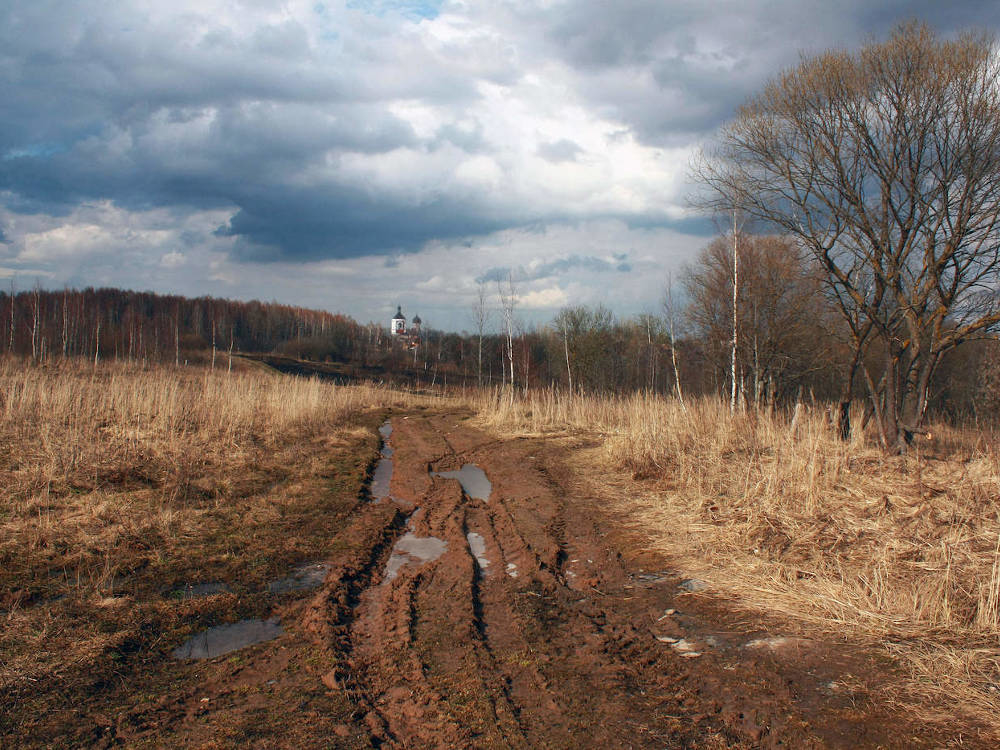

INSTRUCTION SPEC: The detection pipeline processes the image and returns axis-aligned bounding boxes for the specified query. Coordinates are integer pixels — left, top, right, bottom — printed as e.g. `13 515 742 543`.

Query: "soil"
12 410 988 748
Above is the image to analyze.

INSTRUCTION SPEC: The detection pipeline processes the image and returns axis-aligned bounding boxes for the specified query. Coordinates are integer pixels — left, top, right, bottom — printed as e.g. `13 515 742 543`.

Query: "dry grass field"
473 387 1000 728
6 356 999 740
0 357 435 743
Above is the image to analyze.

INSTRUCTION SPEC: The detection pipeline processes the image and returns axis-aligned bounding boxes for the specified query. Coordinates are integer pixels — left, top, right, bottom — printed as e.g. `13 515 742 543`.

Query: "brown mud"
62 411 985 748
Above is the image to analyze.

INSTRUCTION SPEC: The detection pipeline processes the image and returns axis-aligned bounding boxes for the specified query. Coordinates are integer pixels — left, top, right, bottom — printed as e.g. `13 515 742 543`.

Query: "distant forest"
2 279 997 424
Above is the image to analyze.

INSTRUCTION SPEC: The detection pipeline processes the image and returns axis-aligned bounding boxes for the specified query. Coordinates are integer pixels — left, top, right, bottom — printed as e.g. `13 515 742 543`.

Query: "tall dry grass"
0 356 436 703
472 386 1000 724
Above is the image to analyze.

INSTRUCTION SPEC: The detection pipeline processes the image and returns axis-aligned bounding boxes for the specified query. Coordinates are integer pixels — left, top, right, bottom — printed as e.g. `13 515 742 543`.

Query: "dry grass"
0 356 437 741
471 386 1000 729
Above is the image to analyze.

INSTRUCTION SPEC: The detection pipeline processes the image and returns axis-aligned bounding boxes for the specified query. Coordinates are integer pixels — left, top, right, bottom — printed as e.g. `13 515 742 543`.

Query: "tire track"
307 412 954 748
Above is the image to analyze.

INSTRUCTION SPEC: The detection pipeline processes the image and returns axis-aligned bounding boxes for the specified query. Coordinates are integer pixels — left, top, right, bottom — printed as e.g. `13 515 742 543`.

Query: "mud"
171 582 232 599
146 412 986 747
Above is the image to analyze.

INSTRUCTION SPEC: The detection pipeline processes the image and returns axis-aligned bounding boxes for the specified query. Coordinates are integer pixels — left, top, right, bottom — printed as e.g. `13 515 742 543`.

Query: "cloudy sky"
3 1 1000 331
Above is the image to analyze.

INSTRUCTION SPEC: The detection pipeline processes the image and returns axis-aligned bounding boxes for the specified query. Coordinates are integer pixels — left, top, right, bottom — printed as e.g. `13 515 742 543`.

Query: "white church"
390 306 421 346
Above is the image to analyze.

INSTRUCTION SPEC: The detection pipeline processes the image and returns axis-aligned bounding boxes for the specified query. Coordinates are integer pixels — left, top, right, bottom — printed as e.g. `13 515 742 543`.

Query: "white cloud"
160 251 186 268
518 286 568 309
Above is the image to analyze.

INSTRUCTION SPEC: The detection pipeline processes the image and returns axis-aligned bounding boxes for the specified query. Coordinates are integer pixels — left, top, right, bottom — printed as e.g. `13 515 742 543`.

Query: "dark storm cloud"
519 0 1000 144
217 187 507 261
0 1 509 260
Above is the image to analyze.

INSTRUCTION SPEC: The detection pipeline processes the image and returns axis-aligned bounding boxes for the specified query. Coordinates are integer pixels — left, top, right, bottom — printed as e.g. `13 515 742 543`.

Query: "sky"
3 1 1000 332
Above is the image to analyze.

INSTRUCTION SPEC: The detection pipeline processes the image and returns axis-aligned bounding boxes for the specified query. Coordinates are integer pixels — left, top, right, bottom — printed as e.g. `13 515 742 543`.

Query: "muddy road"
149 411 974 748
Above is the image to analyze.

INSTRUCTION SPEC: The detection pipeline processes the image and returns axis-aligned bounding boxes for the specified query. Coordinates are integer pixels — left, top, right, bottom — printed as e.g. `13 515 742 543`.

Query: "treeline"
3 272 996 423
411 233 999 424
0 286 374 365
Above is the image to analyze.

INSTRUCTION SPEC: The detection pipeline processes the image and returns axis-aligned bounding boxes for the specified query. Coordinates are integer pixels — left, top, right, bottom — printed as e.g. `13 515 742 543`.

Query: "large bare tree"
697 23 1000 452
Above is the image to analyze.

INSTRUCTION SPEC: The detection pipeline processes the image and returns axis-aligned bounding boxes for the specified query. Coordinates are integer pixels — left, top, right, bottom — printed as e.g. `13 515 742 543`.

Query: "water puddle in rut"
383 518 448 583
266 562 332 594
432 464 492 501
466 532 490 574
370 419 395 502
172 617 283 660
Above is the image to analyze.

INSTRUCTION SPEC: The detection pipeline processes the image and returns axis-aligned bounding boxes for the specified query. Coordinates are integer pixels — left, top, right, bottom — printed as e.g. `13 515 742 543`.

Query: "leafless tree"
29 282 40 362
555 310 574 393
696 23 1000 452
497 272 517 396
663 275 687 411
7 278 14 353
473 280 490 388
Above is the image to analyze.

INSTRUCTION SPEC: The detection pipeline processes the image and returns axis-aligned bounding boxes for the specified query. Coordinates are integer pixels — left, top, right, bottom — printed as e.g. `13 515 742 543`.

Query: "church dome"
392 305 405 320
412 314 421 325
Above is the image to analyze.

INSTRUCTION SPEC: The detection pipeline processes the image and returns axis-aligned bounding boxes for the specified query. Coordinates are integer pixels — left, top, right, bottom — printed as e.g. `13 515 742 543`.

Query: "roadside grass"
0 356 432 744
471 386 1000 731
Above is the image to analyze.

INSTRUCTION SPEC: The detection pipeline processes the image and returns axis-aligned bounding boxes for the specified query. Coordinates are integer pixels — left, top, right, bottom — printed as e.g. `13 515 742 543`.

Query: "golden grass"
470 386 1000 728
0 356 437 735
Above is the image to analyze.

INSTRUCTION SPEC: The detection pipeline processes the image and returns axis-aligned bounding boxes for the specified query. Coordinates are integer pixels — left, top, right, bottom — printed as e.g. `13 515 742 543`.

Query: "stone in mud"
678 578 708 592
744 636 792 650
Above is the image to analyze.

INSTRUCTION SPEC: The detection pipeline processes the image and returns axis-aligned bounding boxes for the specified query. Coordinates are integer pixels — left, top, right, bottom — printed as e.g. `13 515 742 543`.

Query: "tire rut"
305 412 961 748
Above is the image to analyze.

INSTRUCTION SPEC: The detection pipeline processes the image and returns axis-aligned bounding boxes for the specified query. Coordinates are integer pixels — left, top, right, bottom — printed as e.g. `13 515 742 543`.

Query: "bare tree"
555 310 574 393
729 212 740 414
497 273 517 396
7 278 14 354
29 282 40 362
697 23 1000 452
663 276 687 411
473 280 490 388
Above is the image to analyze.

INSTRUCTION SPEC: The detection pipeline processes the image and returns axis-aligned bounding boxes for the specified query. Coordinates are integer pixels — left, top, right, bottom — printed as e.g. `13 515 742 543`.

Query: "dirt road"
148 411 977 748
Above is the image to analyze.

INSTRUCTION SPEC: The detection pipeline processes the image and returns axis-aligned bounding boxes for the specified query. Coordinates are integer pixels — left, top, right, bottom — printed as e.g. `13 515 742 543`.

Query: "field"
2 357 998 746
475 388 1000 724
0 358 437 744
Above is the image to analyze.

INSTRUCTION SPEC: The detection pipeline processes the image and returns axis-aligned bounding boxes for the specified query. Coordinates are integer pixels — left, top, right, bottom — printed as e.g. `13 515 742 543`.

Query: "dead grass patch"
0 356 436 744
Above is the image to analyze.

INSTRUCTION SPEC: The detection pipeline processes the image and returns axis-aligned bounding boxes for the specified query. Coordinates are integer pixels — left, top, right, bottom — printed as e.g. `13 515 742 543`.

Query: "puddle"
370 456 393 502
267 562 332 594
172 582 232 599
466 532 490 573
383 533 448 582
370 419 397 502
172 617 283 660
432 464 492 501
